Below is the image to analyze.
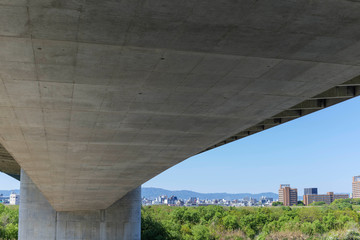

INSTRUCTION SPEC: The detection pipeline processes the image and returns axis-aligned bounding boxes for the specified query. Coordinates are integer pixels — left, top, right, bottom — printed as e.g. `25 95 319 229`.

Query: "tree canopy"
142 201 360 240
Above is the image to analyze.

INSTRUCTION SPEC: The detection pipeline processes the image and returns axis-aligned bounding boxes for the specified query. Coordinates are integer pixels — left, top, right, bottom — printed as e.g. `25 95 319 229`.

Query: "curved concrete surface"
0 0 360 211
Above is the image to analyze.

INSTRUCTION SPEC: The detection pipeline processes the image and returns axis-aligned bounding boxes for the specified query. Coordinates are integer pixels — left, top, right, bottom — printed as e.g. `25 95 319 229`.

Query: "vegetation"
310 201 326 206
297 201 305 206
271 201 283 206
0 205 18 240
142 199 360 240
2 199 360 239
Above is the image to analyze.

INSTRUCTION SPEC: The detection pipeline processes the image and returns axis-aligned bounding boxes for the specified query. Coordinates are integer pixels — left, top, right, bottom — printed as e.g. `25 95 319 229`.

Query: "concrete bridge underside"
1 0 360 239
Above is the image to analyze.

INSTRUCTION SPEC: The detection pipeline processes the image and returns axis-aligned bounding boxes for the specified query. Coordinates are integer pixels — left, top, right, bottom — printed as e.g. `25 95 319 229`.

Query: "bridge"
0 0 360 239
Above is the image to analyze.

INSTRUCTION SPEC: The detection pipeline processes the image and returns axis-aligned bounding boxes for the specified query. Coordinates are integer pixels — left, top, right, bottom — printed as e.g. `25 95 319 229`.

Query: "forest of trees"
142 199 360 240
2 199 360 239
0 205 18 240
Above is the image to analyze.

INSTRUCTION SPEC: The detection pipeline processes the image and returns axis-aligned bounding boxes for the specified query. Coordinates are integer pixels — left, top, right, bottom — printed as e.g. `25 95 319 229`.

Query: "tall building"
303 192 348 205
167 195 178 205
352 176 360 198
279 184 298 206
304 188 318 195
9 193 19 205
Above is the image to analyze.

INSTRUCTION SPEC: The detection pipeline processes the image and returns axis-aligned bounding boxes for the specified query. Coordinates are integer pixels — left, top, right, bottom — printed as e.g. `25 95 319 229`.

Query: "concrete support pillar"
19 169 141 240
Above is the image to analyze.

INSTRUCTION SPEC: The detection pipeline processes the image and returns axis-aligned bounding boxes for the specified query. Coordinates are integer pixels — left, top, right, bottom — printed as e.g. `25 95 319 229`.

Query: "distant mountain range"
0 188 348 201
142 187 278 200
0 188 278 200
0 190 19 197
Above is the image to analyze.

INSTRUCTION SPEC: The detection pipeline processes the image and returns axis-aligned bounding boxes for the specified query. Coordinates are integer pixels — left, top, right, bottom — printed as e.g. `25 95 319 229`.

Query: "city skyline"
1 96 360 195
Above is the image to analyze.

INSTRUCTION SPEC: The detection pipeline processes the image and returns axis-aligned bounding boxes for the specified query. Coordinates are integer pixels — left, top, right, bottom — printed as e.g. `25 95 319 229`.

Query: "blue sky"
144 96 360 196
1 96 360 195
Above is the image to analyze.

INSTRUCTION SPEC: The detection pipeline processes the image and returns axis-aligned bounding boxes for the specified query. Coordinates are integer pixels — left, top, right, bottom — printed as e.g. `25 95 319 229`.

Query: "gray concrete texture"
0 0 360 210
19 169 141 240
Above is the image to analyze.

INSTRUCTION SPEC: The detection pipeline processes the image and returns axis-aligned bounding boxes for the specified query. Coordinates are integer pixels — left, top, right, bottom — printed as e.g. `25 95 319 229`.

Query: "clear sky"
1 96 360 195
143 96 360 196
0 173 19 190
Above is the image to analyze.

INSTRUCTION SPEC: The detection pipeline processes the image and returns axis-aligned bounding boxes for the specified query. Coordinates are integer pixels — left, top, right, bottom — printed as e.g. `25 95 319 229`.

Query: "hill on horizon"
0 190 19 196
142 187 278 200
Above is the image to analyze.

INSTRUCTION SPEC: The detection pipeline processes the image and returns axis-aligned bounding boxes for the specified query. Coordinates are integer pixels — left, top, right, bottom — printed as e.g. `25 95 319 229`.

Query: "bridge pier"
18 170 141 240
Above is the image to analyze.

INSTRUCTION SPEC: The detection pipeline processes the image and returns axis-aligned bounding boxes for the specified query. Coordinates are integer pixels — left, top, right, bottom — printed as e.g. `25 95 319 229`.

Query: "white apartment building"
9 193 19 205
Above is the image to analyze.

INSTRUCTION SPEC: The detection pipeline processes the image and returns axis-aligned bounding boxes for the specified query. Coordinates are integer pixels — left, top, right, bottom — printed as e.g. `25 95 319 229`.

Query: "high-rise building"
278 184 298 206
303 192 348 205
9 193 19 205
304 188 318 195
352 176 360 198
